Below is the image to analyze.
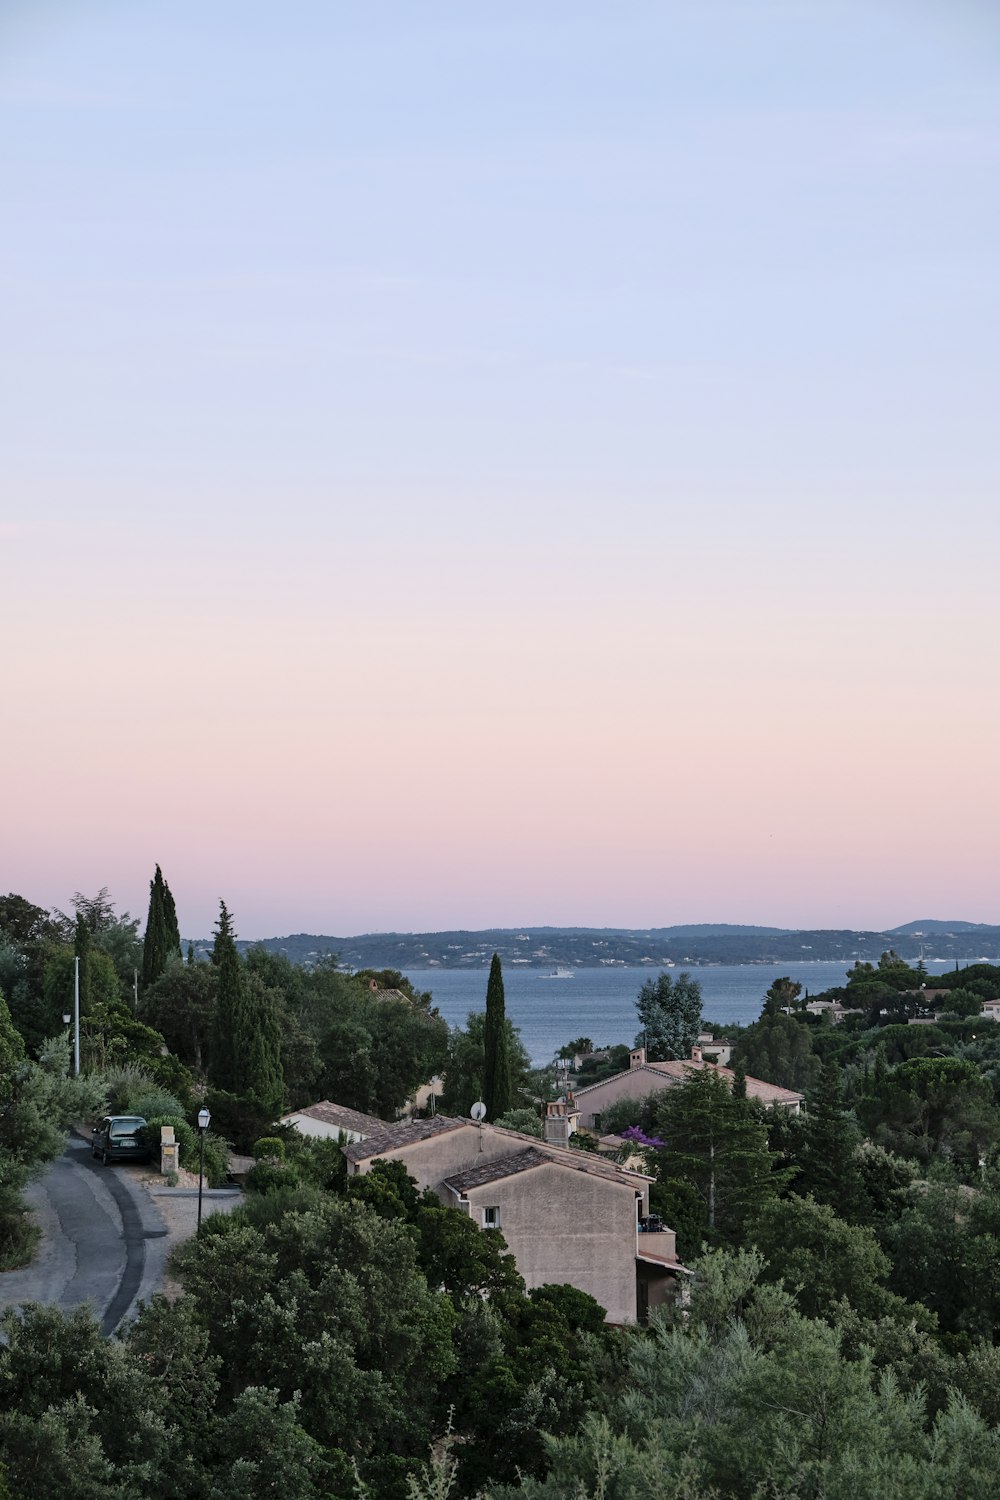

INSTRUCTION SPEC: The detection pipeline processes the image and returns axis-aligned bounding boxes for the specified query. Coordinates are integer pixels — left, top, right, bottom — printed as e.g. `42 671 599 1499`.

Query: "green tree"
731 1011 820 1092
142 960 218 1073
73 912 91 1016
210 901 243 1094
749 1193 912 1322
794 1058 867 1220
761 975 803 1015
441 1010 530 1118
141 864 180 988
860 1055 999 1168
635 971 702 1061
652 1068 782 1248
483 954 513 1121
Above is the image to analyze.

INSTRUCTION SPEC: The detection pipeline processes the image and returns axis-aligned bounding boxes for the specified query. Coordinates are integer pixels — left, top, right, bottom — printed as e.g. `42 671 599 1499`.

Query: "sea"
402 959 968 1067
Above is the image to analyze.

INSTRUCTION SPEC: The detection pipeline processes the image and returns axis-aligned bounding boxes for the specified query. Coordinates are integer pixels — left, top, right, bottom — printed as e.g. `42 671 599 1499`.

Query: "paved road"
0 1137 170 1335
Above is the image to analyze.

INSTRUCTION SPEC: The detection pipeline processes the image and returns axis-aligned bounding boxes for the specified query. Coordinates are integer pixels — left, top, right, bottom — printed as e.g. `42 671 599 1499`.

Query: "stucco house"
343 1114 686 1324
573 1045 803 1131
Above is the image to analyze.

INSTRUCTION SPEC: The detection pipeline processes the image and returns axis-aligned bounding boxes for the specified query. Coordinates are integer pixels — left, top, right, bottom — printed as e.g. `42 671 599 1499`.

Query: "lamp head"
197 1106 211 1130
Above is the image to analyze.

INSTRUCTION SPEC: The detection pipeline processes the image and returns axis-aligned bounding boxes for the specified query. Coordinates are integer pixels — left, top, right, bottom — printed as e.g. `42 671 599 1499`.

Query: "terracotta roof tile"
283 1101 387 1135
573 1059 802 1105
343 1114 467 1163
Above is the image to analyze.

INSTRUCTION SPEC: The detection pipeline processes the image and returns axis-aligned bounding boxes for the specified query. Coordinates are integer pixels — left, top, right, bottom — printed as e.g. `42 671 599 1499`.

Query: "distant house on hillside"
343 1114 687 1324
804 1000 863 1024
573 1044 803 1131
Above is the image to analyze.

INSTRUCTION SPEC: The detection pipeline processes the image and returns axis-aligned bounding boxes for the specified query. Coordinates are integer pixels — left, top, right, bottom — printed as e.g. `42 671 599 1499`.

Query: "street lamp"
196 1106 211 1234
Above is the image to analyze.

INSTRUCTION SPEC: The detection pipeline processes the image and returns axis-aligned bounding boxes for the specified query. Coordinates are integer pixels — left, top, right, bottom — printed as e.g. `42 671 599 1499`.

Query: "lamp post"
196 1105 211 1234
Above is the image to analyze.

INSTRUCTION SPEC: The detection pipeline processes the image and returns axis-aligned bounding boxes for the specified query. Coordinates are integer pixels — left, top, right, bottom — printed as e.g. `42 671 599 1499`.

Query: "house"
573 1045 803 1132
281 1100 386 1144
696 1031 733 1065
343 1114 686 1324
804 1000 863 1024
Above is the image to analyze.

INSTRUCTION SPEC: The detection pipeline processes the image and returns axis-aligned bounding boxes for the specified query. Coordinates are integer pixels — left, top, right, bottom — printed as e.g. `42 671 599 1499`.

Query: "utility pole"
73 956 81 1076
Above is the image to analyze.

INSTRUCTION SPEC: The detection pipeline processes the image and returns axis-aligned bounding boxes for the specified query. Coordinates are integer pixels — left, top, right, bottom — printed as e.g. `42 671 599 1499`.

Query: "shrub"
493 1108 543 1138
144 1115 228 1186
245 1161 296 1195
98 1064 158 1115
146 1114 198 1170
131 1088 187 1122
252 1136 286 1161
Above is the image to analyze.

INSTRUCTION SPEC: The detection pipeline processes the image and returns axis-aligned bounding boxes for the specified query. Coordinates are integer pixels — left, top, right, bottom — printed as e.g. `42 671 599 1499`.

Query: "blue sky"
2 3 999 935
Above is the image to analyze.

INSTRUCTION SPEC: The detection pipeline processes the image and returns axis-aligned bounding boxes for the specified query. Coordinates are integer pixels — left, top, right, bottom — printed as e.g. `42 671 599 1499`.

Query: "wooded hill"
185 921 1000 970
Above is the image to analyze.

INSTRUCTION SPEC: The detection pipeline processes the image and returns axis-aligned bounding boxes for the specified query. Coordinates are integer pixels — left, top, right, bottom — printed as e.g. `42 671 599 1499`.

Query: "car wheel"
102 1148 110 1167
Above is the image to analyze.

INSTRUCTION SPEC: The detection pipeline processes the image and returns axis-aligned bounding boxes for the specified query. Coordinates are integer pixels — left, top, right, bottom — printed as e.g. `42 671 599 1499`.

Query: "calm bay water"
404 960 964 1066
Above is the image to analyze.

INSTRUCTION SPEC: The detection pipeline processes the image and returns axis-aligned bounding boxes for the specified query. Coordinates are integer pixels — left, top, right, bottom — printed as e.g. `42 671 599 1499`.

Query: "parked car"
91 1115 151 1165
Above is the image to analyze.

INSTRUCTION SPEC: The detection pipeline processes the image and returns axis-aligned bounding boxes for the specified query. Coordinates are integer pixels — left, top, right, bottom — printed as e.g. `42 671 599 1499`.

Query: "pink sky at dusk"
2 4 998 939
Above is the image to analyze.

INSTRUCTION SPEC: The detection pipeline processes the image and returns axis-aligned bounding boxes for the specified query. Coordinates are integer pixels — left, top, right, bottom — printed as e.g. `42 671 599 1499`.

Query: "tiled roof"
574 1059 802 1105
444 1147 551 1192
343 1114 467 1163
283 1101 387 1135
443 1140 651 1194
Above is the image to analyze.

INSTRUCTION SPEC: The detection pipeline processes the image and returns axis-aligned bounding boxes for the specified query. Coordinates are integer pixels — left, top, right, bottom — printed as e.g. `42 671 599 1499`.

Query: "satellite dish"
470 1101 487 1122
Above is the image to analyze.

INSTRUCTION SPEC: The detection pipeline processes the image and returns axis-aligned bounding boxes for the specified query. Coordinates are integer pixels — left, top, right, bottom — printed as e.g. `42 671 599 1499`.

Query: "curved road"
0 1136 170 1336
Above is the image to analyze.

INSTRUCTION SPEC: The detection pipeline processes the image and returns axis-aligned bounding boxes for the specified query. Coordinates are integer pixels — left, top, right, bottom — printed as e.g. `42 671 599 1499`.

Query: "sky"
2 1 998 939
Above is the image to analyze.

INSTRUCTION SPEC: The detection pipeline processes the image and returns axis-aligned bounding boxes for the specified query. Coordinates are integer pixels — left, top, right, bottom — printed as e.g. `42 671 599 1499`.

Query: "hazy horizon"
4 4 998 940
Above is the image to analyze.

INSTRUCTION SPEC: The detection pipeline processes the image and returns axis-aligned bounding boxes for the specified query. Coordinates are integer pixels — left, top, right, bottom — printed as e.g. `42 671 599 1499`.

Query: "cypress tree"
162 876 181 961
210 902 284 1114
141 865 168 988
482 953 513 1121
210 900 242 1093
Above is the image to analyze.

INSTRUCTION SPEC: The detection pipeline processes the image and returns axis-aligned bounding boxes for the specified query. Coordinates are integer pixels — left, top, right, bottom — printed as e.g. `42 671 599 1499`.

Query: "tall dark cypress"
208 901 283 1114
210 900 242 1092
141 865 168 988
162 876 181 962
482 952 513 1121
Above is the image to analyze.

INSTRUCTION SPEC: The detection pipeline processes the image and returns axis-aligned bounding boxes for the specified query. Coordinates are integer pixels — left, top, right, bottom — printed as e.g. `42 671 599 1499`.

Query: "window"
482 1205 501 1229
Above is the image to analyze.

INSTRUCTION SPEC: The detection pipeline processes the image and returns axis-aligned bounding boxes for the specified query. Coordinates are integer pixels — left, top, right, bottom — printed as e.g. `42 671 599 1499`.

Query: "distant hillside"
183 921 1000 970
888 920 998 936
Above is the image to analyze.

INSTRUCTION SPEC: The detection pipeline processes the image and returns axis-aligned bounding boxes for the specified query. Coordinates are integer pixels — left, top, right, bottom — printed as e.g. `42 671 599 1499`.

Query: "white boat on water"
542 966 575 979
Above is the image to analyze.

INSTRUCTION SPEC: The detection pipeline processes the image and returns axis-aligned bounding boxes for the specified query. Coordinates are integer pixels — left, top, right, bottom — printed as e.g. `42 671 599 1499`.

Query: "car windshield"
109 1122 143 1139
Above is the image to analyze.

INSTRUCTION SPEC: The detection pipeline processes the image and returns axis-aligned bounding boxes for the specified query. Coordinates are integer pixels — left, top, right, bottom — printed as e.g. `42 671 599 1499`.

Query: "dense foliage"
8 882 1000 1500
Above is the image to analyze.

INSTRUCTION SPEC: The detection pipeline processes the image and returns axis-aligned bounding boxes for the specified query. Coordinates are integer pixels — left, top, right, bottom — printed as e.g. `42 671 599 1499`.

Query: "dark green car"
91 1115 151 1166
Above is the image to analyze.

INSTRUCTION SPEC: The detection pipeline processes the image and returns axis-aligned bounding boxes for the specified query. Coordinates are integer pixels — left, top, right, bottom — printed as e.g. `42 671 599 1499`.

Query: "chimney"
691 1044 702 1062
543 1100 571 1147
630 1047 646 1070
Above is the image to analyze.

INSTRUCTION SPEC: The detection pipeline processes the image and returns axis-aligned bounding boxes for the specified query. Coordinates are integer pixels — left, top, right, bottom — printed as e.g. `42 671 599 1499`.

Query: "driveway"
0 1135 171 1336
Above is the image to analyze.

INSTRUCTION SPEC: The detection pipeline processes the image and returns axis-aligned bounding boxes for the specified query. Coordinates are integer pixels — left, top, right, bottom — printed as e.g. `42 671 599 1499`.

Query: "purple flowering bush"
619 1125 665 1149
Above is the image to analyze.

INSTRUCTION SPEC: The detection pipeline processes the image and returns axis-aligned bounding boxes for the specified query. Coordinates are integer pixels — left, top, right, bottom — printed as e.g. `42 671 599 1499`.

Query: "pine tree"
654 1068 781 1245
482 953 513 1121
141 865 168 988
796 1059 866 1221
